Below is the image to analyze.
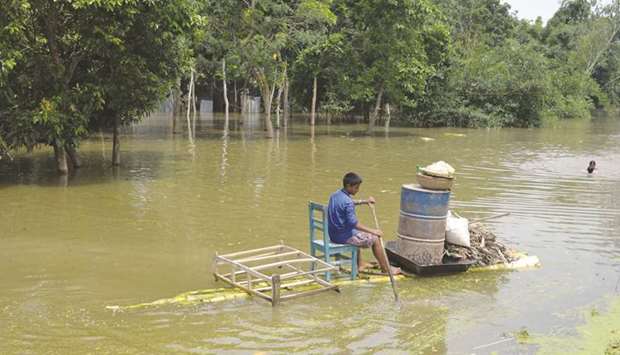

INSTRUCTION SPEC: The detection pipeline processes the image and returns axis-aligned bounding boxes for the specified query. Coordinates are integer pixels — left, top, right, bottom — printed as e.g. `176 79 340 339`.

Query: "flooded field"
1 113 619 354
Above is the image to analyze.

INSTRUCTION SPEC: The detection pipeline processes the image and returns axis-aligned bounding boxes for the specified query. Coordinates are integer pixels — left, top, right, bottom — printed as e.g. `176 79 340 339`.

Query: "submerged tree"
332 0 450 133
228 0 337 136
0 0 202 171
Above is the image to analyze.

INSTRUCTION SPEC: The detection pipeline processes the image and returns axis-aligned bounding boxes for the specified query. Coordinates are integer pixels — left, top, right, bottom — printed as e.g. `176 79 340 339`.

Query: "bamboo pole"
280 286 339 301
369 204 399 302
214 273 273 302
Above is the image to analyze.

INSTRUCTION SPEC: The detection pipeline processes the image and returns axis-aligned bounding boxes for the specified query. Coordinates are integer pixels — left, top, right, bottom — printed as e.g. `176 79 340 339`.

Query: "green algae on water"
533 297 620 355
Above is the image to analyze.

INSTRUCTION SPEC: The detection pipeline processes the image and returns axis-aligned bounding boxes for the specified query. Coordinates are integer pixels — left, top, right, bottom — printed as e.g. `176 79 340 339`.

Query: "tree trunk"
172 77 182 134
367 85 384 134
261 86 274 137
192 75 197 139
268 82 276 132
53 140 68 174
186 69 194 145
112 116 121 166
254 68 275 138
240 90 247 114
384 103 391 131
233 80 238 112
222 58 230 128
275 82 283 129
283 77 290 127
310 75 317 126
585 17 620 75
65 144 81 168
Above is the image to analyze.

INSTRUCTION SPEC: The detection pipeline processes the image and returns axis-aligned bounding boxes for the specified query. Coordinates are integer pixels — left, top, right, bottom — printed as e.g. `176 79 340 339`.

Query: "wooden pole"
369 204 399 302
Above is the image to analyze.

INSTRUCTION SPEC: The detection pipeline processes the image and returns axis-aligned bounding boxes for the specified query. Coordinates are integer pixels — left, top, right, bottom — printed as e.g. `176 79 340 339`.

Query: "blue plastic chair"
309 201 358 281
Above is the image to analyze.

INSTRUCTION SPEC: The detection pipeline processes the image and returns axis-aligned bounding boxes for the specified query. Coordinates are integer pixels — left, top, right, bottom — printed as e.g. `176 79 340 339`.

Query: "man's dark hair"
343 172 362 187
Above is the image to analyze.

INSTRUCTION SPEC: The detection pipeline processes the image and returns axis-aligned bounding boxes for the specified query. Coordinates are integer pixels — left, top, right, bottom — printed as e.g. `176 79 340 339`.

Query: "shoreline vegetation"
1 0 619 172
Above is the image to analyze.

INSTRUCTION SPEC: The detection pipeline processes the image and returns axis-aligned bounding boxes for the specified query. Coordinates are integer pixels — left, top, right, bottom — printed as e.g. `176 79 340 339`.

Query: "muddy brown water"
1 113 619 354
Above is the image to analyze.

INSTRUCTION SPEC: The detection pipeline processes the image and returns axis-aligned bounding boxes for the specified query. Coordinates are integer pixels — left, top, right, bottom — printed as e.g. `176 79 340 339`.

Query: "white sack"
446 211 470 247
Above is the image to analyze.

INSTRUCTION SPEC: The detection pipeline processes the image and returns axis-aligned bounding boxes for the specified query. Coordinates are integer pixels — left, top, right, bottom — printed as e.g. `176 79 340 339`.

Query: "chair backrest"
308 201 330 250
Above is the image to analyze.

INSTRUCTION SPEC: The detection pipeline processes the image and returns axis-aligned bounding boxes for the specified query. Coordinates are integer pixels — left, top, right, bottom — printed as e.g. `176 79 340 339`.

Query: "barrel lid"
401 184 451 194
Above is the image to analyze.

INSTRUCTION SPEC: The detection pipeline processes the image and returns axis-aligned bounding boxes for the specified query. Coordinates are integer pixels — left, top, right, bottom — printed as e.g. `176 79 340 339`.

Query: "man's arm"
353 196 376 205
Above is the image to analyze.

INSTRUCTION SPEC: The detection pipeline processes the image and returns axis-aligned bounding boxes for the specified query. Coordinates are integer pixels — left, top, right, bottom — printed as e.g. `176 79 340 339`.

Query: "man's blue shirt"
327 189 358 244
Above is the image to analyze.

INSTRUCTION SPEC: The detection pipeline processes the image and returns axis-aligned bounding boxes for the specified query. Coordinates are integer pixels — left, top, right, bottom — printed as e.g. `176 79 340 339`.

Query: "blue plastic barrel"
397 184 451 265
400 184 450 217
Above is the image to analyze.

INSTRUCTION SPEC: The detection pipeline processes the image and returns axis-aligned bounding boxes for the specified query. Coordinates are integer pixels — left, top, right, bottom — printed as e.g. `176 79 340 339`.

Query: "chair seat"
311 239 357 251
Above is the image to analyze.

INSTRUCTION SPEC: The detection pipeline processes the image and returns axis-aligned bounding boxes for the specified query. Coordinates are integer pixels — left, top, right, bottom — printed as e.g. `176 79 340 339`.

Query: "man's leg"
356 249 376 271
347 232 399 274
371 239 395 273
348 233 373 271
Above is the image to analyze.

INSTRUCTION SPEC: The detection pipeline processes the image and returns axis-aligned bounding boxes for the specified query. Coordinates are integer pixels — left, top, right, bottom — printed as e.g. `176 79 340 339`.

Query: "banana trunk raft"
106 252 540 312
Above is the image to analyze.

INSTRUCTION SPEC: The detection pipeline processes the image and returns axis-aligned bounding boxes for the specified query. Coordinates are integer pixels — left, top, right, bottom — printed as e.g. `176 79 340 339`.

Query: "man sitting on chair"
327 172 401 275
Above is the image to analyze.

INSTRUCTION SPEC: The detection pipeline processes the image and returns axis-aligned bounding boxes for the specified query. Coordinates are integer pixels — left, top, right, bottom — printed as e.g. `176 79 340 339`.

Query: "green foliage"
295 0 449 119
409 0 619 127
0 0 201 157
435 0 517 46
2 0 620 162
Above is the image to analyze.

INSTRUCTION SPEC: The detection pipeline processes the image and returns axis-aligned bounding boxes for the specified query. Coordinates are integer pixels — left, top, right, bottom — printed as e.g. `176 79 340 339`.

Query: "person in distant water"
587 160 596 174
327 172 401 275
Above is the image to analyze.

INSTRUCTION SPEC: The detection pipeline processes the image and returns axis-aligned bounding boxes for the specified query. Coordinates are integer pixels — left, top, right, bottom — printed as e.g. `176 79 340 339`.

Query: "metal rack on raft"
213 242 339 306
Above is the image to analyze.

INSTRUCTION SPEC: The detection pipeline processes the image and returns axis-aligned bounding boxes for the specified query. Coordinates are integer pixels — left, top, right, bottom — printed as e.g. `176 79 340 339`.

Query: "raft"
106 252 540 312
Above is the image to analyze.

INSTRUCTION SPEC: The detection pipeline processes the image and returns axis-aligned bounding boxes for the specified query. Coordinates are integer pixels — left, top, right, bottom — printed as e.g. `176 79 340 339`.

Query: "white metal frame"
213 242 339 306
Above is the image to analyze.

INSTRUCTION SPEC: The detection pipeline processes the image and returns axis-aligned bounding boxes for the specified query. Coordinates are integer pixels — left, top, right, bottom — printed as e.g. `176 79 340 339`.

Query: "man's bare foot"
358 261 377 272
381 266 401 275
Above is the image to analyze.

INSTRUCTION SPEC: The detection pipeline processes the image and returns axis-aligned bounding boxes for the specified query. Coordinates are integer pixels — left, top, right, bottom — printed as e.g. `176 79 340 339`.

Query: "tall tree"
333 0 449 133
0 0 202 171
234 0 336 136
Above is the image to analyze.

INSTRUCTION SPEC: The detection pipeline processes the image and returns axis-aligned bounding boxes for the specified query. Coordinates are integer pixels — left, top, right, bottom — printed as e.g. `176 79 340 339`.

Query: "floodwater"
1 112 619 354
